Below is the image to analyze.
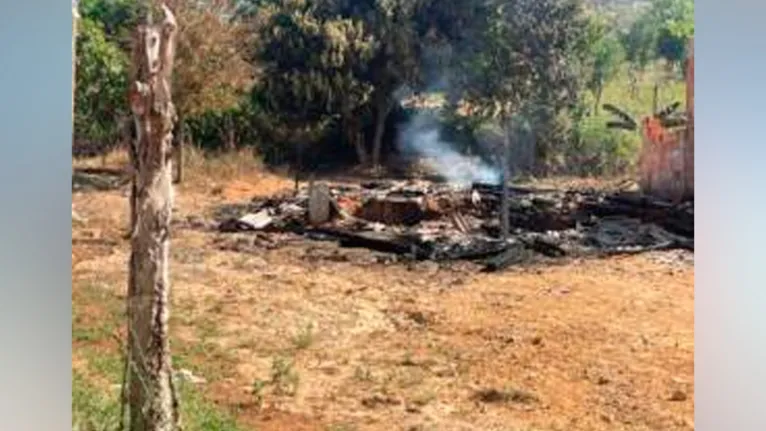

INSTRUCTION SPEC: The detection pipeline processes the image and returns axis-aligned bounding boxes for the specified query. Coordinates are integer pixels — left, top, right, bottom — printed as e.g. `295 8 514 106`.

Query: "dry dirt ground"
72 161 694 431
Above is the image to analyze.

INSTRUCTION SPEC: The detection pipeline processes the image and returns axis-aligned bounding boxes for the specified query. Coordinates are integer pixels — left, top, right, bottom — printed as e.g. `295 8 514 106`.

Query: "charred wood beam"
583 194 694 238
472 182 557 195
596 237 693 257
305 227 431 259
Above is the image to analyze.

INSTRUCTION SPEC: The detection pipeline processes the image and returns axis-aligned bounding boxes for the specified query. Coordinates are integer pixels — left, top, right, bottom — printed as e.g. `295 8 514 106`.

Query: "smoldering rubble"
211 179 693 272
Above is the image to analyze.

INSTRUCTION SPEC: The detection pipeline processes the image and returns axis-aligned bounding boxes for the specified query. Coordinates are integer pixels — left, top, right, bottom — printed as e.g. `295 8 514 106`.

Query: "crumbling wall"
638 38 694 202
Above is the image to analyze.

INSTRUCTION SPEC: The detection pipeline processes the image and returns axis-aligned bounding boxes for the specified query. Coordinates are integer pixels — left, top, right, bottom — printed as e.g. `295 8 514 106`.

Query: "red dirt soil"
72 170 693 431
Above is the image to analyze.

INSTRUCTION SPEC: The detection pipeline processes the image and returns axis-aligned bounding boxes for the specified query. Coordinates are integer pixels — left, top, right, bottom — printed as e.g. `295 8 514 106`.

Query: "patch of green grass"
72 323 115 343
74 281 124 312
72 355 244 431
88 351 123 378
72 281 124 342
72 372 121 431
73 280 243 429
573 63 687 176
597 64 686 121
353 366 374 383
173 340 234 382
246 356 301 407
197 315 222 339
292 323 315 350
250 378 268 410
179 383 243 431
270 356 300 396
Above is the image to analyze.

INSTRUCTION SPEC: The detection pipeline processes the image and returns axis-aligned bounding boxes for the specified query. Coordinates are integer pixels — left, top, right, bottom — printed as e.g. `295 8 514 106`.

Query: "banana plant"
603 101 687 132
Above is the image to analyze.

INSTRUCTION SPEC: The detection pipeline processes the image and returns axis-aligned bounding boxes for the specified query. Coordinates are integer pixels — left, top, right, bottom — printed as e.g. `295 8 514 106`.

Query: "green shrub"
571 117 640 177
73 18 129 157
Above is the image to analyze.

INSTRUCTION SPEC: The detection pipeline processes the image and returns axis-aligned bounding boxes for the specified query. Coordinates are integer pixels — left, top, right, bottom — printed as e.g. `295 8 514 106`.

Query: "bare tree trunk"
353 131 368 166
294 138 304 195
345 116 367 166
124 5 180 431
173 113 185 184
219 112 236 152
226 112 236 151
629 69 639 99
371 99 393 170
593 84 603 116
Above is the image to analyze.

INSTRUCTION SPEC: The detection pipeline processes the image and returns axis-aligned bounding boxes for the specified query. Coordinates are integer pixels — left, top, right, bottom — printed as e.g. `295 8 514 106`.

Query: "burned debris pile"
214 180 693 271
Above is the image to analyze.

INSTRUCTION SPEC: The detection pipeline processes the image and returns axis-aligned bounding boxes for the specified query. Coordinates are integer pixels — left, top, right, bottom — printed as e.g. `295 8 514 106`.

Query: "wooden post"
123 4 180 431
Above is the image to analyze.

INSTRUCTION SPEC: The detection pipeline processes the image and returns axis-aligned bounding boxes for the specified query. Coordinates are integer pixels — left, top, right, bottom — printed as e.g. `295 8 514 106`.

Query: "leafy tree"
316 0 426 168
78 0 140 49
456 0 591 174
621 11 655 71
313 0 488 168
233 0 281 20
171 1 253 120
171 0 254 183
622 0 694 71
255 0 376 165
585 15 625 115
73 16 129 156
76 0 253 169
655 0 694 67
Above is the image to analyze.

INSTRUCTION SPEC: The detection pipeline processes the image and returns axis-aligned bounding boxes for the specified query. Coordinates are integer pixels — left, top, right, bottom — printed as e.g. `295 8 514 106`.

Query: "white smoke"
397 110 501 186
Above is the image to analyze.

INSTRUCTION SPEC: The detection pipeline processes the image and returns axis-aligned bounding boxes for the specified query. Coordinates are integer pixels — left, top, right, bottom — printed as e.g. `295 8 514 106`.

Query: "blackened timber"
305 227 431 259
582 194 693 238
472 182 557 196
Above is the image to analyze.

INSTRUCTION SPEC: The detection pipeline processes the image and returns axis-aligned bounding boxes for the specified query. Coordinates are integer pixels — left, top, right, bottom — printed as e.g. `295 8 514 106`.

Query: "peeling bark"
123 5 180 431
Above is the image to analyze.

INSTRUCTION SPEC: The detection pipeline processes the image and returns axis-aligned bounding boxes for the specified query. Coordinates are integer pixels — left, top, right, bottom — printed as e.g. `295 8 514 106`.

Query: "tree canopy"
74 15 129 153
74 0 693 177
622 0 694 70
